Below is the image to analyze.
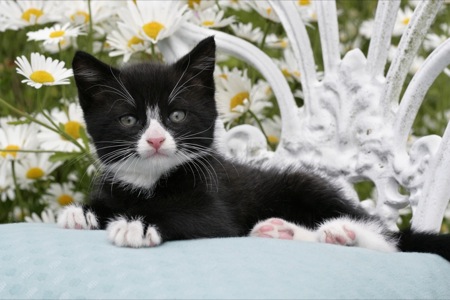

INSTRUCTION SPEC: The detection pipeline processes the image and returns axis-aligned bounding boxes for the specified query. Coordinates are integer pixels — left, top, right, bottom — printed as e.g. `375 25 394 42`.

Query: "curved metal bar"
394 38 450 150
167 23 301 140
269 0 318 116
315 0 340 74
382 0 442 116
366 0 400 78
412 121 450 232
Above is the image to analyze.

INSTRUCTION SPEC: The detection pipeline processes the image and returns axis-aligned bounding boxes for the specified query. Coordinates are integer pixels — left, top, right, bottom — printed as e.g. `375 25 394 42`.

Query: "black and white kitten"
58 37 450 261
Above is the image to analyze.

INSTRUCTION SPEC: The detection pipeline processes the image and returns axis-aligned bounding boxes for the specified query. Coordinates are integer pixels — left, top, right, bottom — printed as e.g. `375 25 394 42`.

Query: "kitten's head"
73 37 218 188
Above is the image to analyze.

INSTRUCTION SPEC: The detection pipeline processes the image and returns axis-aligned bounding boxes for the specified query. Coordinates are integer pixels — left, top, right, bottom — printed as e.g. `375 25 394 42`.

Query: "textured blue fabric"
1 223 450 299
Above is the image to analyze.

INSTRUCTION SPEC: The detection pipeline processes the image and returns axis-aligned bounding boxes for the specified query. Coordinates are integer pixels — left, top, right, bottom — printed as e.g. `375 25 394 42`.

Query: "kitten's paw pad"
57 205 98 230
317 222 357 246
250 218 295 240
107 218 161 248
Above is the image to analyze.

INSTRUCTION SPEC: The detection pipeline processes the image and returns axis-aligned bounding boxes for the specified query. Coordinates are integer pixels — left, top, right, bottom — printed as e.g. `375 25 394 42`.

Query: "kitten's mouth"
141 151 169 159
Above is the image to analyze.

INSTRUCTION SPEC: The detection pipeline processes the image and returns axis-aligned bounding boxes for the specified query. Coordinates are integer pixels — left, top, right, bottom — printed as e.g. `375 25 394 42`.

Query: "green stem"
258 21 272 52
0 149 64 154
247 109 274 150
0 97 86 152
151 43 156 59
10 160 25 220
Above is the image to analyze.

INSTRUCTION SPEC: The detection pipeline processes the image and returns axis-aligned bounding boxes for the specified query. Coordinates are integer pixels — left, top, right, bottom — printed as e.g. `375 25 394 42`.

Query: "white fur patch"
57 205 98 230
106 217 162 247
106 113 191 190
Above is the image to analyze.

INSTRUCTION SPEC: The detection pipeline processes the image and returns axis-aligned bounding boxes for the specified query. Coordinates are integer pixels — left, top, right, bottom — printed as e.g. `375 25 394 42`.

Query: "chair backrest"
160 0 450 232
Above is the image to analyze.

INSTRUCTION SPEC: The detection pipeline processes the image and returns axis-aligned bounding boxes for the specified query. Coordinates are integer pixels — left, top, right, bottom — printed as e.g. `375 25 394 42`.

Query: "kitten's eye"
169 110 187 123
119 115 137 127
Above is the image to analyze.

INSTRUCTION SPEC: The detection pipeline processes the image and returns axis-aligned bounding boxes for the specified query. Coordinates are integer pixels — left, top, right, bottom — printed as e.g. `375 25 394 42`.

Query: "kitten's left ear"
173 36 216 85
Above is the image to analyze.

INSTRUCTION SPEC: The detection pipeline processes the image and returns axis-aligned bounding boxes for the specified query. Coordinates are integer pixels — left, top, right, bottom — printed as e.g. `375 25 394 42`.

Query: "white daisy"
264 34 289 49
57 0 120 26
219 0 252 12
25 208 56 224
118 1 189 44
43 182 84 211
15 153 62 183
42 36 73 54
190 8 235 28
230 22 263 43
0 0 60 31
0 117 39 160
261 115 282 147
359 19 374 39
107 23 150 62
423 33 448 52
275 48 301 83
295 0 317 24
215 67 272 125
0 158 15 201
183 0 216 11
15 53 73 89
37 102 86 152
393 7 414 37
27 23 83 45
247 1 280 23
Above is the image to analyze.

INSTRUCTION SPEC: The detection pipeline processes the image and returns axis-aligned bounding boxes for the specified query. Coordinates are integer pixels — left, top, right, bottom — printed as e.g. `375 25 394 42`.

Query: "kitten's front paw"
106 218 162 248
57 205 99 230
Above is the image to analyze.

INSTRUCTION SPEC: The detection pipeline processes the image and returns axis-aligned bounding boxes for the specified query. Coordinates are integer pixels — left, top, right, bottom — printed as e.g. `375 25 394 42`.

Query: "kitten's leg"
106 217 162 248
57 204 99 230
250 218 316 242
316 217 398 252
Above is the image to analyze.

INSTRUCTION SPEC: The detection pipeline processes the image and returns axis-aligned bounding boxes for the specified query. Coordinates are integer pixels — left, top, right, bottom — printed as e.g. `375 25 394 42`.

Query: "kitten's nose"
147 136 166 150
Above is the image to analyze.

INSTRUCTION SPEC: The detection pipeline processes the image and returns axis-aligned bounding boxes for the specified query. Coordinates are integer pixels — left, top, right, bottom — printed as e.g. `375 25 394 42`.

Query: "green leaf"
49 152 83 163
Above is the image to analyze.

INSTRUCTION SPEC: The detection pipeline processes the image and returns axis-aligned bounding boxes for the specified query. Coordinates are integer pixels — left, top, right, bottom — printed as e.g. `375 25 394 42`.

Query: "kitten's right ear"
72 51 119 92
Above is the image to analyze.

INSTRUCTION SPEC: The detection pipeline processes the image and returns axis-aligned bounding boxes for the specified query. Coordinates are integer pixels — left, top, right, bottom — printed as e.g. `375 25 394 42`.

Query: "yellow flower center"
127 36 144 48
1 145 20 158
142 21 165 40
57 194 74 206
202 20 215 27
49 30 65 38
21 8 43 23
71 11 90 23
298 0 311 6
281 68 291 77
30 70 55 84
402 17 410 25
293 71 301 78
26 167 45 180
267 135 279 145
266 8 272 15
218 74 228 80
188 0 201 9
61 121 82 140
230 92 249 110
280 40 288 49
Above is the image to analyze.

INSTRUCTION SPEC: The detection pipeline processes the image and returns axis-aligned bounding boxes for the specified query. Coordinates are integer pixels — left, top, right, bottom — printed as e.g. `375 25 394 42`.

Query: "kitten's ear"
173 36 216 85
72 51 120 106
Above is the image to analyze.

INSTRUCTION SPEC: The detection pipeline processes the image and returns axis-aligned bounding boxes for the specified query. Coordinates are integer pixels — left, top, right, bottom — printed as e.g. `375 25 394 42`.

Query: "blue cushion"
1 223 449 299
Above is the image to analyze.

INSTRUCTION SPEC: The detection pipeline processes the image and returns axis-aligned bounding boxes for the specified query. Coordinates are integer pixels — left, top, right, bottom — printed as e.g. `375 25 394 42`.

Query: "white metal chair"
160 0 450 233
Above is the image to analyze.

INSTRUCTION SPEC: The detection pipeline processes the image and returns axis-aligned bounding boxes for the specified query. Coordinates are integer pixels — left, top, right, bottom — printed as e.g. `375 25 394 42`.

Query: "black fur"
72 36 450 261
